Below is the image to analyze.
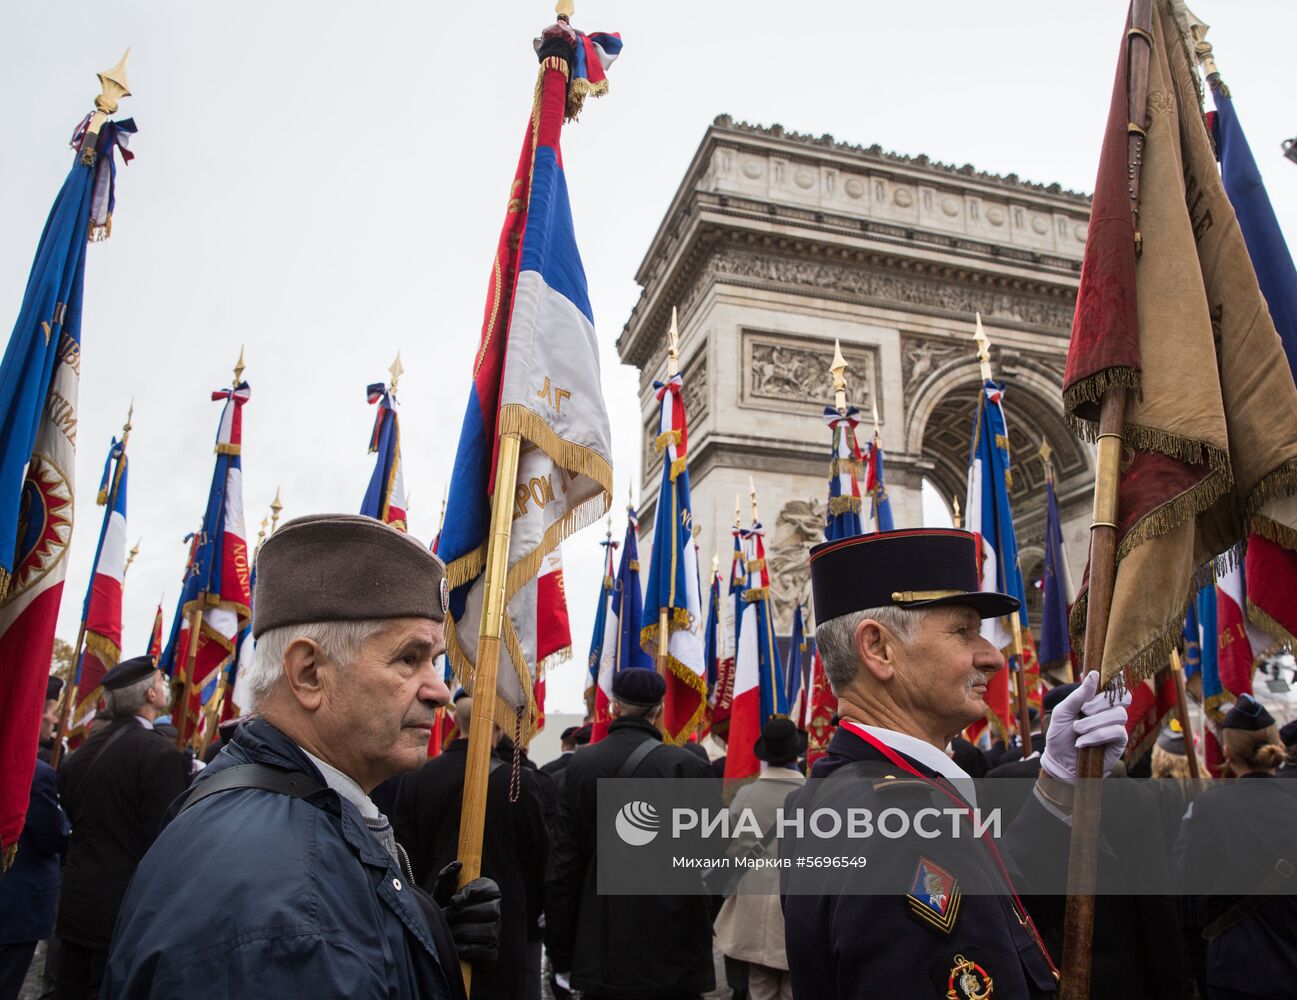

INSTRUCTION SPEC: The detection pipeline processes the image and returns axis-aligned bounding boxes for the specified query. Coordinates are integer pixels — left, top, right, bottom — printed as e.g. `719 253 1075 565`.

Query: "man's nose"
419 664 453 708
974 636 1007 674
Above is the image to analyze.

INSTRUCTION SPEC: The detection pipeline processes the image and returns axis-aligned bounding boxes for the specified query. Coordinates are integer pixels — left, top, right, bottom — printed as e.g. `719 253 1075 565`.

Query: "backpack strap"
616 737 664 779
176 763 327 816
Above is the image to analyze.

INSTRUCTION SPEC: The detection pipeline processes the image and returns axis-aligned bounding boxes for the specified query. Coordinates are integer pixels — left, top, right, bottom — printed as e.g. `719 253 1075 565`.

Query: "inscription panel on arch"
740 331 882 419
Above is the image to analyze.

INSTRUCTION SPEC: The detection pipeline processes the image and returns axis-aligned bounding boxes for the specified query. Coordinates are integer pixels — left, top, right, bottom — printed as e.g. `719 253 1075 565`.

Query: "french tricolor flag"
440 43 614 738
70 436 130 738
362 381 408 532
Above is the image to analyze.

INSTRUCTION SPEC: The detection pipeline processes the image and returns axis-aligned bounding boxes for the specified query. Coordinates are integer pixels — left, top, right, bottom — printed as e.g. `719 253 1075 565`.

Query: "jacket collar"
759 765 806 785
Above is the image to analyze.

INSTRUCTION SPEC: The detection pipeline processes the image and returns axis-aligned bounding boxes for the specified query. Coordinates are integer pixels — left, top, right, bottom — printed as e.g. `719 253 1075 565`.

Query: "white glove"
1040 672 1131 785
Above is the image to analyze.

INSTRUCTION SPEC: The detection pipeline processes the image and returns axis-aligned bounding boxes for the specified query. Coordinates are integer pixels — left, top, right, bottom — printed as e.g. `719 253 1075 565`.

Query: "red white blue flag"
439 35 615 739
69 435 130 740
0 107 134 863
361 381 408 532
642 369 706 744
585 526 618 712
592 507 651 743
823 407 865 540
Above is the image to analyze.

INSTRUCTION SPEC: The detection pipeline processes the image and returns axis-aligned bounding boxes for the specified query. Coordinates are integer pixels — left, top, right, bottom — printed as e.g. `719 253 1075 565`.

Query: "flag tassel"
455 429 522 994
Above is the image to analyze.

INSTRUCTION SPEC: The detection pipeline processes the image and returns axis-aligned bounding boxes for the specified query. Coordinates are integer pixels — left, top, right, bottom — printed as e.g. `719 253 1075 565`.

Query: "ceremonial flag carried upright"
786 604 808 730
0 57 134 862
725 496 786 784
701 561 722 736
162 374 253 745
642 344 707 744
864 429 894 533
1036 455 1073 673
965 331 1034 741
585 524 618 713
709 520 746 737
147 601 164 664
592 507 651 743
1212 563 1269 715
439 28 617 739
823 405 865 539
361 371 408 531
68 432 131 741
1065 0 1297 693
1207 76 1297 649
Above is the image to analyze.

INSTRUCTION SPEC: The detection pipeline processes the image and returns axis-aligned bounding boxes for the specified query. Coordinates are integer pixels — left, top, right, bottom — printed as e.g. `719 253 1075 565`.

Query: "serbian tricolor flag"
642 370 706 744
440 30 615 740
163 382 253 745
864 434 894 533
0 101 134 863
823 406 865 539
68 435 131 741
585 526 618 714
534 547 573 735
592 508 652 743
361 380 408 532
1065 1 1297 695
147 600 164 664
724 515 785 784
965 369 1032 742
1207 79 1297 650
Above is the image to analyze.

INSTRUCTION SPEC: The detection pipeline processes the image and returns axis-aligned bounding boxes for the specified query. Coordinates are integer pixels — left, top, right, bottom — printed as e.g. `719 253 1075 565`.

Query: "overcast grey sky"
4 1 1294 715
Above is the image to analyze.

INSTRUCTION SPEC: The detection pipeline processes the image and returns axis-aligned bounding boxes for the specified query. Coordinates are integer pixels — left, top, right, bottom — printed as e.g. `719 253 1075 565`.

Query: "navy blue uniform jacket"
103 719 463 999
0 758 68 943
782 726 1060 999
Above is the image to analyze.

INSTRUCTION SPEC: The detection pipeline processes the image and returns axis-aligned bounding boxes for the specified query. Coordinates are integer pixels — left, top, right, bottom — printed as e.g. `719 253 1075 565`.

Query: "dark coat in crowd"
394 738 548 1000
1174 772 1297 999
546 715 718 1000
0 759 68 944
55 715 188 950
103 718 464 999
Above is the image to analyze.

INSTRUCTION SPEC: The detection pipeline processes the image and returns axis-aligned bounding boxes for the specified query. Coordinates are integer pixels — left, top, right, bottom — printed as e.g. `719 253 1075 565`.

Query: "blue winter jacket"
102 718 461 998
0 758 68 943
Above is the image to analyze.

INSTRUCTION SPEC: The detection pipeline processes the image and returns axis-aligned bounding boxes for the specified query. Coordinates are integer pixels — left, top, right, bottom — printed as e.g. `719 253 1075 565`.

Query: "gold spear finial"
270 488 283 532
255 515 269 554
233 346 246 385
973 312 993 382
389 351 405 395
830 339 849 414
952 494 962 529
667 307 680 378
1182 6 1217 77
1039 436 1055 483
749 476 759 524
124 539 141 575
871 398 881 439
82 50 132 163
556 0 574 20
735 493 742 527
712 551 720 575
121 399 134 445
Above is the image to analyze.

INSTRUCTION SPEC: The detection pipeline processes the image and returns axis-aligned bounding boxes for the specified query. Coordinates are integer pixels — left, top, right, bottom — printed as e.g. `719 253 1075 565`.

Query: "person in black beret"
715 717 806 999
105 514 499 1000
782 528 1132 1000
54 655 187 1000
37 675 65 763
546 666 719 1000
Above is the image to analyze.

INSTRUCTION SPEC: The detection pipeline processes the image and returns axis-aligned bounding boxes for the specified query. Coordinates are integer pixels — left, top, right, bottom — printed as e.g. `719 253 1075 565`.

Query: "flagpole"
1059 3 1151 996
655 308 681 680
1169 648 1201 779
51 403 134 766
974 316 1033 757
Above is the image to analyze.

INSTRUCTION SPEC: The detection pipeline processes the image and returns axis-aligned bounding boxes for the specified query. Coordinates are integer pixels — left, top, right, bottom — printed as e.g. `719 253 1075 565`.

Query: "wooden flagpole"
51 402 134 766
973 314 1033 757
1169 648 1201 779
1059 4 1152 995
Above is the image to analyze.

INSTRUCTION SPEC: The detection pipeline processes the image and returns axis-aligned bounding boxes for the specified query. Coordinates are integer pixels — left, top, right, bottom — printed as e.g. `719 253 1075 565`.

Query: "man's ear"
281 638 326 711
852 619 896 684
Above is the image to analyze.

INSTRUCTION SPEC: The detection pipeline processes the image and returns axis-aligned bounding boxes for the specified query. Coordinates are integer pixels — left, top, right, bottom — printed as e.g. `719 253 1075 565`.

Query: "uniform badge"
440 577 449 616
946 953 993 999
906 856 961 935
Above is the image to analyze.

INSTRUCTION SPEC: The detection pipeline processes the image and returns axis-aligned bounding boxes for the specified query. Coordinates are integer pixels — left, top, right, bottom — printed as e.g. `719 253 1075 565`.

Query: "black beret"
809 528 1018 625
1280 718 1297 749
573 724 592 745
253 514 447 639
102 655 157 691
1043 683 1080 714
612 668 666 707
560 726 581 742
1221 694 1275 731
46 675 64 702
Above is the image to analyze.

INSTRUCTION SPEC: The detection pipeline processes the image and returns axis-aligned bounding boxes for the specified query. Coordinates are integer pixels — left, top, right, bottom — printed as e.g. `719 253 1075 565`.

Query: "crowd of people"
2 518 1296 1000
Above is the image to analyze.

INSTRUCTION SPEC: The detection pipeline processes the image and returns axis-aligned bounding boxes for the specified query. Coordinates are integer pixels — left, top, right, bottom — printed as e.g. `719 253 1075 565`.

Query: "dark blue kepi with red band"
809 527 1019 623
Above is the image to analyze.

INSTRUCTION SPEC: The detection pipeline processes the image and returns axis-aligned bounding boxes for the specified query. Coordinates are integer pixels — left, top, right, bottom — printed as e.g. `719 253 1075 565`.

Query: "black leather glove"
431 860 502 963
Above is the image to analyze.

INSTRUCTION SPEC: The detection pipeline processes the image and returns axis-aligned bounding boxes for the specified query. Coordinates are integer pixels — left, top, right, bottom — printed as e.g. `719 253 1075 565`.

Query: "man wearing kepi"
104 514 500 999
782 528 1130 1000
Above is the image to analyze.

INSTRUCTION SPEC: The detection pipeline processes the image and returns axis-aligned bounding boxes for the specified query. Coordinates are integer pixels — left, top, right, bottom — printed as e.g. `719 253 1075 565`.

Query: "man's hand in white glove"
1039 671 1131 785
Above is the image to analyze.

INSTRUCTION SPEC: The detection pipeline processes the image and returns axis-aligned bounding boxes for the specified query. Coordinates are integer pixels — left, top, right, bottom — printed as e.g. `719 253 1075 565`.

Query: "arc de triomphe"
618 116 1094 644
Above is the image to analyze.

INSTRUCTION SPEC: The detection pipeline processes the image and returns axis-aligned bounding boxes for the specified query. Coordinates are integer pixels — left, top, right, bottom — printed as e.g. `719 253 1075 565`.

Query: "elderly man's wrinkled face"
891 605 1005 739
320 617 450 790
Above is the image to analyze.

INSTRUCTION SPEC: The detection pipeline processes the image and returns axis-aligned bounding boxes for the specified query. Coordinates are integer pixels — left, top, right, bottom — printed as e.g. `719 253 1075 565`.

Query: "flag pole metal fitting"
82 50 131 164
389 351 405 396
830 340 849 414
666 307 680 378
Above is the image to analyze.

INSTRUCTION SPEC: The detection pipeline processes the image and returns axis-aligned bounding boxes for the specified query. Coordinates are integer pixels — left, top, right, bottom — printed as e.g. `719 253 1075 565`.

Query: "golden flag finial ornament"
973 312 993 382
556 0 575 20
124 539 141 576
233 346 247 385
749 476 759 524
667 307 680 378
389 351 405 395
1181 5 1217 76
712 550 719 575
121 399 135 445
1039 436 1055 483
735 493 742 526
952 494 962 529
830 339 849 413
270 488 283 532
81 50 132 164
871 399 881 438
256 516 269 554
